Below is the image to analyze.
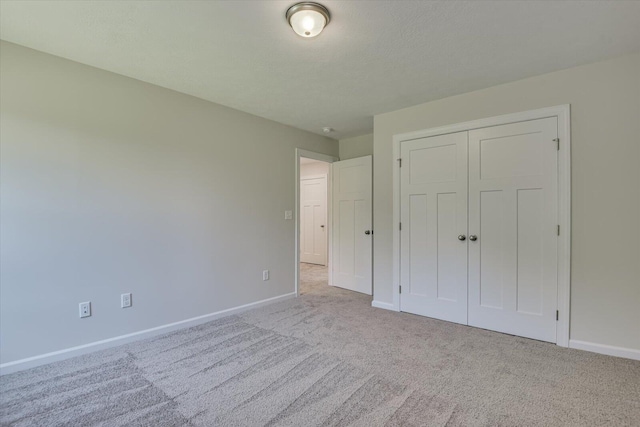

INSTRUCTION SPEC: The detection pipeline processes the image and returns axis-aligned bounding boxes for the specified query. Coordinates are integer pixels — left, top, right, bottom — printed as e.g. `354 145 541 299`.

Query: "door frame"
391 105 571 347
295 149 339 296
300 174 328 266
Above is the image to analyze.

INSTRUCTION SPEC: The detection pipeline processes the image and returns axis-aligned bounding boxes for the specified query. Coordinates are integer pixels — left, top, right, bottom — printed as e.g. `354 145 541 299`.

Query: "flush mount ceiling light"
286 2 330 38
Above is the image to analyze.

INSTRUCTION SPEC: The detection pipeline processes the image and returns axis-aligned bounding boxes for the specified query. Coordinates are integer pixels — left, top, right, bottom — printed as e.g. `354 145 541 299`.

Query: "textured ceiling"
1 1 639 139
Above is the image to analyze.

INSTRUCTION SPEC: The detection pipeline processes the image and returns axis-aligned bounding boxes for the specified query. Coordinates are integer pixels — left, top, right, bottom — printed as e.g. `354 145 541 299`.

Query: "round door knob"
365 230 371 235
469 235 478 241
320 225 325 228
458 235 466 241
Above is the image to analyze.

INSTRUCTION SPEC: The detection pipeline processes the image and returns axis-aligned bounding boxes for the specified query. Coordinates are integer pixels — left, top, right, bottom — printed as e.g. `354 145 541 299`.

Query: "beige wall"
339 133 373 160
300 160 330 178
374 53 640 351
0 41 338 364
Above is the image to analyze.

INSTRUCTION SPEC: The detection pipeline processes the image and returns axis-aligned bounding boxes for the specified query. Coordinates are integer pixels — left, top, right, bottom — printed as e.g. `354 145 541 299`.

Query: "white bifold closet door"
468 117 558 342
400 132 469 324
400 117 559 343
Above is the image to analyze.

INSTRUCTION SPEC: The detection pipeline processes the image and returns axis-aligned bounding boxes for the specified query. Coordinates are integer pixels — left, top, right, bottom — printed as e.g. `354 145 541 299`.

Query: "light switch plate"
284 210 292 220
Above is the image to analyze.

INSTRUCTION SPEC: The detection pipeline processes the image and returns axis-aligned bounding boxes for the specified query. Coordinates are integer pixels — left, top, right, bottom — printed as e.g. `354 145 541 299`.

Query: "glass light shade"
286 3 330 38
290 10 326 37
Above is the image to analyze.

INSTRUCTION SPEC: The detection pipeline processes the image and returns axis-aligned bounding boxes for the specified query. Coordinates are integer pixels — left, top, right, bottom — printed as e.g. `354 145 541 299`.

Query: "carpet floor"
1 263 639 426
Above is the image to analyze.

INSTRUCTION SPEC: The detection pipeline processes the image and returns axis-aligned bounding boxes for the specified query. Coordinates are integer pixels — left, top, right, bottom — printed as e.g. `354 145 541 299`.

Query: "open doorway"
295 149 338 296
299 157 330 295
294 149 373 298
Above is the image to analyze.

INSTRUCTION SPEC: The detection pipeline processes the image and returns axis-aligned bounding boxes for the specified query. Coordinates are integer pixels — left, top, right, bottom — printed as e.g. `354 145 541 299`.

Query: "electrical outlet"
263 270 270 281
79 301 91 318
121 293 132 308
284 210 292 220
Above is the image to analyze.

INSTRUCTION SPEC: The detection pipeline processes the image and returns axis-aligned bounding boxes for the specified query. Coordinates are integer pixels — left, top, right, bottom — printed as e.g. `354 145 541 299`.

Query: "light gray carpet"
2 263 639 426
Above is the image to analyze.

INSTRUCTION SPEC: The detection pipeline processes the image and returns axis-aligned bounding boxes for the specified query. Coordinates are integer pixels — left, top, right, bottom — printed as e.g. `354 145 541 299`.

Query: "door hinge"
554 138 560 150
397 158 402 167
399 222 402 231
557 225 560 236
556 310 559 321
399 285 402 294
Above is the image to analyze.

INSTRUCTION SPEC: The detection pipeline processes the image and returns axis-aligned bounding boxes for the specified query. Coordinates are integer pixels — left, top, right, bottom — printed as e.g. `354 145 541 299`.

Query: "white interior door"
400 132 469 324
468 117 558 342
332 156 372 295
300 176 327 265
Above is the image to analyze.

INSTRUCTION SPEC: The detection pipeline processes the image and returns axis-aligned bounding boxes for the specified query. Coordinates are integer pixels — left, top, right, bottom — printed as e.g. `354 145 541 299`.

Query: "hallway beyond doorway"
300 262 328 295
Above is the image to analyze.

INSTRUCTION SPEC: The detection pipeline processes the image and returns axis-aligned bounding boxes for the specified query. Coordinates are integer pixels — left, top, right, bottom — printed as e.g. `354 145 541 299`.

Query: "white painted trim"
371 300 396 311
569 340 640 361
0 292 296 375
327 166 334 287
393 105 572 142
295 149 339 294
391 137 401 311
555 105 571 347
391 105 571 346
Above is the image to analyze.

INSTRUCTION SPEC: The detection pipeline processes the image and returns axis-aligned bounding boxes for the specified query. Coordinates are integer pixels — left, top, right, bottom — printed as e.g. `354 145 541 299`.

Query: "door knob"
458 235 466 241
320 225 325 228
469 235 478 241
365 230 371 235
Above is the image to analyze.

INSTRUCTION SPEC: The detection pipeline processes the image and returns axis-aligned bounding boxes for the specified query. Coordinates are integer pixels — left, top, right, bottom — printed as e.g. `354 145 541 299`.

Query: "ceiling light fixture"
286 2 330 38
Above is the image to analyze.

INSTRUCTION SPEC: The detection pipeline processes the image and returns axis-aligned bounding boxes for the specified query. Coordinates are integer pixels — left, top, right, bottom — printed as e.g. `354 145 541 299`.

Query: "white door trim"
295 149 339 296
389 105 571 347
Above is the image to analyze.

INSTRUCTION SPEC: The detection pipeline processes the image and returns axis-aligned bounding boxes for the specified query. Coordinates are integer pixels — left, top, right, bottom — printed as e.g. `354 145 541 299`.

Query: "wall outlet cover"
79 301 91 318
121 293 132 308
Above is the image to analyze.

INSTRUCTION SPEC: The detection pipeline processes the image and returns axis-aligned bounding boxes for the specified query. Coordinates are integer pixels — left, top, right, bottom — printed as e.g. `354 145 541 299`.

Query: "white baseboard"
0 292 296 375
371 300 397 311
569 339 640 361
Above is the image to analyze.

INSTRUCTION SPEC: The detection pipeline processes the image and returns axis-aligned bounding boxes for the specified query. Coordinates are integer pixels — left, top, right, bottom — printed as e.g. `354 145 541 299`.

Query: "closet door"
400 132 468 324
468 118 558 342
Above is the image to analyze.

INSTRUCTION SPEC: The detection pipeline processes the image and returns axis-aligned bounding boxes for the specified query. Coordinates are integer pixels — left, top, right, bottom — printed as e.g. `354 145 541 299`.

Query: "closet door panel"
400 132 468 324
468 118 558 343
